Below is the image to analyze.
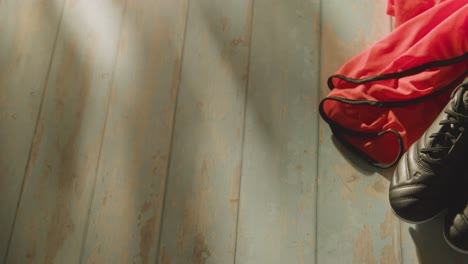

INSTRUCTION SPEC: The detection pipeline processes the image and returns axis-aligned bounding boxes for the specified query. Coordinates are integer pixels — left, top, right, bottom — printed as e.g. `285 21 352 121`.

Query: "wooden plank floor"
2 0 468 263
0 0 66 259
317 1 398 263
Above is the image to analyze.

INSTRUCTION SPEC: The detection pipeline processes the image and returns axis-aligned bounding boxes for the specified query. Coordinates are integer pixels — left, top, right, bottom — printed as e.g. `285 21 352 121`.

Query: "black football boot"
443 178 468 254
444 204 468 254
389 78 468 223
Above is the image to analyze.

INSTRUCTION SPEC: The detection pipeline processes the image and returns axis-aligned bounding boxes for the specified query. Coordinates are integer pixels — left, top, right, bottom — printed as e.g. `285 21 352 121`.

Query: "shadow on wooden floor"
330 134 468 263
330 135 393 181
409 213 468 264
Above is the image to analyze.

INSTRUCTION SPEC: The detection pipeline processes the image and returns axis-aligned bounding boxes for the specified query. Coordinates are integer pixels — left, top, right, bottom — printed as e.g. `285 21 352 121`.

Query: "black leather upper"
390 78 468 223
445 207 468 253
444 179 468 254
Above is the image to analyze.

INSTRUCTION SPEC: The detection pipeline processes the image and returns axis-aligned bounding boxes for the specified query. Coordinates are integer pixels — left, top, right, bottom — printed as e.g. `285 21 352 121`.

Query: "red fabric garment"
320 0 468 168
386 0 450 27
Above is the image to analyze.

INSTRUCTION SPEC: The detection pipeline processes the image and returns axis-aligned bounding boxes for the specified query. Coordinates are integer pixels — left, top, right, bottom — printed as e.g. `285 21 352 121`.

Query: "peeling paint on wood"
353 225 376 264
317 1 398 263
333 163 359 202
192 233 212 264
3 0 459 263
235 0 320 263
0 0 65 259
6 0 126 263
80 0 189 263
379 212 399 264
156 0 252 263
159 246 171 264
363 177 388 201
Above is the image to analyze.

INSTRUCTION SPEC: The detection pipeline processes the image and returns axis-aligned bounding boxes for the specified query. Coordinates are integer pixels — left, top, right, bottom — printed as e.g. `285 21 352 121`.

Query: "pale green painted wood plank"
80 1 188 263
157 1 252 263
234 0 320 263
0 0 64 260
317 1 399 263
6 0 126 263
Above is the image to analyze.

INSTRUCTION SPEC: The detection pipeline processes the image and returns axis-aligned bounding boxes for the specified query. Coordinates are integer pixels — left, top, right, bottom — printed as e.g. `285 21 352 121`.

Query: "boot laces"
420 86 468 166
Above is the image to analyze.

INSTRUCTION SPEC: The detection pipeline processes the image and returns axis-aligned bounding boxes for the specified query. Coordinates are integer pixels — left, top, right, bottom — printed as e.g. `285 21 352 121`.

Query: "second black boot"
443 182 468 254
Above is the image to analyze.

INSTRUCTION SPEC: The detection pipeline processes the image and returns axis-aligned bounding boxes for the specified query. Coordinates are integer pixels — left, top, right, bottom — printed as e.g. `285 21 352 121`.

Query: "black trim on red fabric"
327 52 468 90
319 98 406 169
323 72 468 109
330 126 404 169
319 53 468 168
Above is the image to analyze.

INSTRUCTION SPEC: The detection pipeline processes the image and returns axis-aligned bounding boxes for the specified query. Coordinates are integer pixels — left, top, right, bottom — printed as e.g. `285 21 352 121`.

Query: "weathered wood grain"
4 0 463 263
0 0 65 260
234 0 320 263
5 0 126 263
80 0 189 263
317 1 399 263
156 0 253 263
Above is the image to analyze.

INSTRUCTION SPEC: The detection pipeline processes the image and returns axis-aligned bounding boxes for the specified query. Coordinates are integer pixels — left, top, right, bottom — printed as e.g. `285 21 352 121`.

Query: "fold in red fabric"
386 0 450 27
320 0 468 168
